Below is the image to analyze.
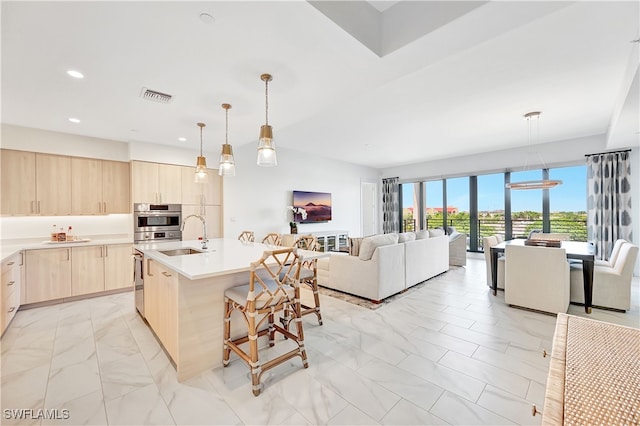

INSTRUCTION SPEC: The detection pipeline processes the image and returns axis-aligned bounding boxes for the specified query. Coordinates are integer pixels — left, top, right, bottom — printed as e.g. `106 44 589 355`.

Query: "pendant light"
506 111 562 190
194 122 208 183
257 73 277 167
218 103 235 176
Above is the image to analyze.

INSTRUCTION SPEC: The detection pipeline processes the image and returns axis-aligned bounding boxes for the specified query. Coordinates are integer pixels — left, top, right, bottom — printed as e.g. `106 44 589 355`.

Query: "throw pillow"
415 230 429 240
398 232 416 243
428 228 445 237
446 226 456 235
358 233 399 261
348 237 363 256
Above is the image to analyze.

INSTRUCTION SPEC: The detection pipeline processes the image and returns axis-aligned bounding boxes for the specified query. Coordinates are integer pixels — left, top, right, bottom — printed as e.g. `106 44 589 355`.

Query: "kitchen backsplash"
0 214 132 240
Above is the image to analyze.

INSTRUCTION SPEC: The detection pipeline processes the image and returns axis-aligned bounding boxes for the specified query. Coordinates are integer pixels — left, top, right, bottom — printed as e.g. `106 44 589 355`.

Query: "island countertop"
135 238 328 280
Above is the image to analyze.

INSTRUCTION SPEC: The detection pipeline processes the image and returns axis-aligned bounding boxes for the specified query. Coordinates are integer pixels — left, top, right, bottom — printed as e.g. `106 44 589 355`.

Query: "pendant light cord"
264 78 269 126
200 125 204 156
225 106 229 143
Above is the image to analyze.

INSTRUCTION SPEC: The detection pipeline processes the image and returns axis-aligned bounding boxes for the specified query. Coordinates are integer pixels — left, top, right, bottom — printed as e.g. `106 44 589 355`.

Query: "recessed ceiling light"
178 137 187 142
67 70 84 79
68 117 80 123
199 12 214 24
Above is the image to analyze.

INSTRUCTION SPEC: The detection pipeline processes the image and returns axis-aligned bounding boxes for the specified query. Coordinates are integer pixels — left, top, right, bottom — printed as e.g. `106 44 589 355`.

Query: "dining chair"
261 232 282 246
569 242 638 311
223 247 308 396
595 238 626 267
238 230 255 243
292 235 322 326
504 244 570 314
482 236 505 290
530 233 570 241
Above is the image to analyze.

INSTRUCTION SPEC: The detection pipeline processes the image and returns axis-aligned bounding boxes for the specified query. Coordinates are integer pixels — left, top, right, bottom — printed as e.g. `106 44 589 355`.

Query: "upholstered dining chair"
569 242 638 312
595 238 626 267
261 232 282 246
292 235 322 326
529 233 570 241
238 230 255 243
482 236 505 290
223 247 308 396
504 244 570 314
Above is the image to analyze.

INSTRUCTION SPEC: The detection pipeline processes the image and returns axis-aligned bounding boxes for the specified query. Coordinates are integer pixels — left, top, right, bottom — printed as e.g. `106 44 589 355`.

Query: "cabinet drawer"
1 254 21 275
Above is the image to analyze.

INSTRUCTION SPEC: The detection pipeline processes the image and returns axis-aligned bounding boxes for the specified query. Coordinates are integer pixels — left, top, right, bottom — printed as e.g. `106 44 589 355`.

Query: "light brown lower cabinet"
25 244 133 304
105 244 133 291
2 252 23 334
25 248 72 304
144 258 178 361
71 246 105 296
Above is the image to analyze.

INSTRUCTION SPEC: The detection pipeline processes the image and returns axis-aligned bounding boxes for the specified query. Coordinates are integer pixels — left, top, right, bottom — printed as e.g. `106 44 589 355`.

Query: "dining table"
490 239 596 313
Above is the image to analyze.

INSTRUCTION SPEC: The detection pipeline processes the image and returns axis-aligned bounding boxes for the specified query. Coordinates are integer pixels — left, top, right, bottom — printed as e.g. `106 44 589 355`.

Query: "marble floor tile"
430 391 514 425
104 382 175 425
380 399 449 425
1 257 637 426
396 354 486 402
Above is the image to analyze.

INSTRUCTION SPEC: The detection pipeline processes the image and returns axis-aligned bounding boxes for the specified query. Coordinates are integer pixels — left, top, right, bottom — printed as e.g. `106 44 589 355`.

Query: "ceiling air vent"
140 87 173 104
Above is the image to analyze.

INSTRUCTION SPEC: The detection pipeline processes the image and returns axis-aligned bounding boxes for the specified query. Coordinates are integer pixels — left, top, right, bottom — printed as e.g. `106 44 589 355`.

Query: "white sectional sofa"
324 231 449 302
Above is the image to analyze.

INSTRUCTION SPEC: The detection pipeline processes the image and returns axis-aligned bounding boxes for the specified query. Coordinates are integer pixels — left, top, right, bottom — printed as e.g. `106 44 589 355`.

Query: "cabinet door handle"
37 201 41 213
30 200 35 213
7 281 15 286
103 202 107 213
67 248 70 261
19 252 24 266
146 258 154 276
162 271 172 277
8 307 15 313
7 261 15 266
104 245 108 257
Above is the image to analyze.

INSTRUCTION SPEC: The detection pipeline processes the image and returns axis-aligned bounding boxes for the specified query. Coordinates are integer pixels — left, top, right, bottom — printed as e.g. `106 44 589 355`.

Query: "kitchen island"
134 238 327 381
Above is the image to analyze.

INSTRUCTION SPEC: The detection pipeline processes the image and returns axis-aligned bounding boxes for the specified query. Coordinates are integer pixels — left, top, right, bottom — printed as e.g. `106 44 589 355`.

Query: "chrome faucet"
181 214 208 249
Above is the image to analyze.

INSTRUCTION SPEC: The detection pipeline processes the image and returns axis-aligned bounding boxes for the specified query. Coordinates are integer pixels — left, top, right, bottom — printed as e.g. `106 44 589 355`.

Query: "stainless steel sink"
159 248 204 256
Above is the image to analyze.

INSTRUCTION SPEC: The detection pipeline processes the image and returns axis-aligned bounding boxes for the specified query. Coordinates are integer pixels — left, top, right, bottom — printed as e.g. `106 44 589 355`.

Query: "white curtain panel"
586 151 633 260
382 177 400 234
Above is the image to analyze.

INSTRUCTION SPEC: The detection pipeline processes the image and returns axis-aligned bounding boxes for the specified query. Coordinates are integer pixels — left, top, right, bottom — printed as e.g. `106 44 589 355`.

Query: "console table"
282 230 348 252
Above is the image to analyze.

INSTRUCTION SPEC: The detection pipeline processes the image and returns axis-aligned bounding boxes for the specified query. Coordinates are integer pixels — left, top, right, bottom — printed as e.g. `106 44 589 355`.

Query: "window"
424 180 443 229
510 170 543 239
477 173 505 248
549 166 587 241
446 177 470 239
401 182 419 231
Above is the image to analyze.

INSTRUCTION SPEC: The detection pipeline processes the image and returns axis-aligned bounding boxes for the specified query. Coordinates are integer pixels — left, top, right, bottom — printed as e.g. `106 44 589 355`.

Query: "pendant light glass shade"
257 73 277 167
194 122 208 183
218 103 236 176
506 111 562 190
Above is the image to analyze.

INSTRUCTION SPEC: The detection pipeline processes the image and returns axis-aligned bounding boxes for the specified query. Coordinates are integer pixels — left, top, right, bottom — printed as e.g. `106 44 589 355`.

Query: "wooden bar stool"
238 230 255 243
293 235 323 326
222 247 308 396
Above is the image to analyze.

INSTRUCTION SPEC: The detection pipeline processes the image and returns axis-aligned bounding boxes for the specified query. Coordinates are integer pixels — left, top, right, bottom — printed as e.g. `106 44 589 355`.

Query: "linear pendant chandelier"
506 111 562 190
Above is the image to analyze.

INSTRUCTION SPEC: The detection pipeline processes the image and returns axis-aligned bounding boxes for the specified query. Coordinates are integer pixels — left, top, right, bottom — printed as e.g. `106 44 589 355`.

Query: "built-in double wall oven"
133 203 182 243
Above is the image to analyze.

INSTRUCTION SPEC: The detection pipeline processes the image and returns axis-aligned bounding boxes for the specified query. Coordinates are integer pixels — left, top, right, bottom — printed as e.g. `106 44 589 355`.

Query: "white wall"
222 143 380 240
382 134 608 180
1 215 131 240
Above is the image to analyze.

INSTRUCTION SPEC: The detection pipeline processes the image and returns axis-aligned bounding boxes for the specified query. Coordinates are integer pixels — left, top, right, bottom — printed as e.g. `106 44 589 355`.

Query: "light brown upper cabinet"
1 150 71 215
131 161 182 204
181 166 222 206
71 157 130 214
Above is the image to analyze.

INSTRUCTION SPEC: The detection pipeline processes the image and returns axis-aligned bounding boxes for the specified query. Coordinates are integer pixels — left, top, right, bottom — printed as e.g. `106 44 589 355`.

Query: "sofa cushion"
358 233 399 261
428 228 445 237
415 230 429 240
398 232 416 243
446 226 456 235
348 237 363 256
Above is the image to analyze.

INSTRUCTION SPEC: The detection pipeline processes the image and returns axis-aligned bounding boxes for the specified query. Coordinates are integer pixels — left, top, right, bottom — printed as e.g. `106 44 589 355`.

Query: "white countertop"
1 234 133 262
135 238 329 281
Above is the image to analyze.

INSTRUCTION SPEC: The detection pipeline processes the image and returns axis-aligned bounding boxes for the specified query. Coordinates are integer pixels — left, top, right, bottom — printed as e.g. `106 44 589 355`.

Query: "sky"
403 165 587 213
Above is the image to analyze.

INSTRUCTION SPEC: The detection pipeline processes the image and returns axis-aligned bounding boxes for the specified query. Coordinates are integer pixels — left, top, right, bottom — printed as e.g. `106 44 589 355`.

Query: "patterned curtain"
382 177 400 234
586 151 633 260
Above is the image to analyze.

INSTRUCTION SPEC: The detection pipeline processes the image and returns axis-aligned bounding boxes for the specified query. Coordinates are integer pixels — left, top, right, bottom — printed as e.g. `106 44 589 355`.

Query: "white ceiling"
2 1 638 169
